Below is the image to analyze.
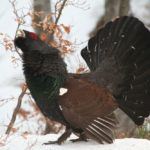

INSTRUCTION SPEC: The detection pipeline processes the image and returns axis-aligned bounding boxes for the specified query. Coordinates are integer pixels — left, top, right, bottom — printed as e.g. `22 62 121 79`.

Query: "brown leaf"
62 46 67 51
28 12 34 20
50 41 61 48
21 134 27 139
3 37 8 42
12 127 18 132
46 14 52 20
34 11 44 16
5 46 9 51
62 39 72 46
42 22 48 31
18 108 30 119
61 24 70 34
76 67 85 73
41 33 47 41
7 43 13 49
0 142 5 146
68 49 74 53
14 18 21 24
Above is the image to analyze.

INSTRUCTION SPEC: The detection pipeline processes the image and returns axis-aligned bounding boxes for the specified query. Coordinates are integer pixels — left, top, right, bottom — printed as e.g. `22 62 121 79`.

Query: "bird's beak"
17 29 26 38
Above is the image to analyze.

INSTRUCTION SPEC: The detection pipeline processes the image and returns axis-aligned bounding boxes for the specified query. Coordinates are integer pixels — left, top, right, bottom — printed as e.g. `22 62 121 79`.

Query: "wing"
59 76 118 144
81 16 150 125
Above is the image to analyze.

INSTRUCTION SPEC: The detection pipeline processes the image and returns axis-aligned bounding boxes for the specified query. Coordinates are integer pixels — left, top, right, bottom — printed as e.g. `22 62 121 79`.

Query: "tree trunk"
105 0 120 22
33 0 53 134
33 0 53 43
119 0 130 16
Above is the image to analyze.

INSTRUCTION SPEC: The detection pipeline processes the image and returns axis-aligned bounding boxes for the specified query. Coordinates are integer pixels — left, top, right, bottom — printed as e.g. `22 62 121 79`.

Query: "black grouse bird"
14 16 150 144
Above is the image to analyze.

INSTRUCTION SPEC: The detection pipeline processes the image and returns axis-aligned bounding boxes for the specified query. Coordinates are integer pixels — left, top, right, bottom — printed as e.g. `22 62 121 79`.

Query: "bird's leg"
44 128 72 145
70 132 88 143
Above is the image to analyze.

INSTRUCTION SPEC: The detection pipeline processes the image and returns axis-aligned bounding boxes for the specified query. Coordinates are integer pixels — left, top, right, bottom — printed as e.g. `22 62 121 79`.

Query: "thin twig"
5 87 27 135
55 0 67 25
51 0 68 37
49 0 68 44
14 24 22 58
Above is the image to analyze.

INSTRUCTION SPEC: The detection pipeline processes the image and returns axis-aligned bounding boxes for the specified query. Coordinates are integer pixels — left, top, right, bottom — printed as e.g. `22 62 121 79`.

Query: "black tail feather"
81 16 150 125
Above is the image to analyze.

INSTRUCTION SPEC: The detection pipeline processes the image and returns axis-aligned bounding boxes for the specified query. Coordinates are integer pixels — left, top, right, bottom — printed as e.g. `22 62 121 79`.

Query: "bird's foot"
43 140 61 145
70 138 88 143
70 133 88 143
43 128 72 145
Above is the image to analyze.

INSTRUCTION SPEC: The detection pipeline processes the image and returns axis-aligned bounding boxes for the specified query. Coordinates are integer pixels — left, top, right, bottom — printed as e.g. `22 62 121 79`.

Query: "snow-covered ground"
0 0 150 150
1 134 150 150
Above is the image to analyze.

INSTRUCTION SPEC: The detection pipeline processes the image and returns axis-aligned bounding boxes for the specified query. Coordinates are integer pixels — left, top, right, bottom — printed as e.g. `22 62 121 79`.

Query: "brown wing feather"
59 77 118 143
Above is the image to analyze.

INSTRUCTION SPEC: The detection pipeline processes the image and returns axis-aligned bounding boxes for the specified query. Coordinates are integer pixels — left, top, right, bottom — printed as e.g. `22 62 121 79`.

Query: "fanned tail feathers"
81 16 150 125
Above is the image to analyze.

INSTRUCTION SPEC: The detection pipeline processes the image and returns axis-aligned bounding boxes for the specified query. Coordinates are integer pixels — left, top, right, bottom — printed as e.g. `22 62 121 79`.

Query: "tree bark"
119 0 130 16
33 0 53 134
33 0 53 43
32 0 68 135
105 0 120 22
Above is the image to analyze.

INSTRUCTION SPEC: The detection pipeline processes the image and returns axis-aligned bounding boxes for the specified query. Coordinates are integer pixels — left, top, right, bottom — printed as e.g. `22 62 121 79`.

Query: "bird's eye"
29 33 38 40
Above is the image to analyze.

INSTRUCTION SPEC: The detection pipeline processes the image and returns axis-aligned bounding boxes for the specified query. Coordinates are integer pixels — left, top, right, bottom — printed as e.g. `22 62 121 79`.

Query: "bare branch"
55 0 68 25
14 24 22 58
5 86 27 135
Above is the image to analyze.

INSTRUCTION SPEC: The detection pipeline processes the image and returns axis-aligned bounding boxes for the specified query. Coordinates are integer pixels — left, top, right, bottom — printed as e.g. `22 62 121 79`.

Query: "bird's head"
14 30 41 52
14 30 59 55
23 30 39 40
14 30 66 76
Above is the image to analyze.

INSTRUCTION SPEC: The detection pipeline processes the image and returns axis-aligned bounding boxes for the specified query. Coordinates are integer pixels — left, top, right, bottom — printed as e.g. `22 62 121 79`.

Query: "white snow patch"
0 134 150 150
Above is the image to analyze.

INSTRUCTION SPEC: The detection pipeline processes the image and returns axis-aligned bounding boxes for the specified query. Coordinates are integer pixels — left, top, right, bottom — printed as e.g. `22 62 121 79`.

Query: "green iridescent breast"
26 74 64 104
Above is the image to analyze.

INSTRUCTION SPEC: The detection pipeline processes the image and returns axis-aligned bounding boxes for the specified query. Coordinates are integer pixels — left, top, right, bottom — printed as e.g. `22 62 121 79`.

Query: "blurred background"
0 0 150 140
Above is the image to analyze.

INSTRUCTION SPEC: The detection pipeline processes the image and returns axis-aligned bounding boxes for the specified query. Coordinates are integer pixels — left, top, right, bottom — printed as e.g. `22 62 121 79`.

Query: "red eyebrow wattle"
29 33 38 40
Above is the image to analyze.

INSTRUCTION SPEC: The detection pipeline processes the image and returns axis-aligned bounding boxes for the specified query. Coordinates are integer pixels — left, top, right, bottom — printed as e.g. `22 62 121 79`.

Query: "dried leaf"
50 41 61 48
0 142 5 146
28 12 34 19
62 46 67 51
12 127 18 132
43 22 48 31
21 134 27 139
5 46 9 51
18 108 30 119
68 49 74 53
3 37 8 42
62 39 72 46
34 11 44 16
61 24 70 34
41 33 47 41
46 14 52 20
7 43 13 48
76 67 85 73
14 18 21 24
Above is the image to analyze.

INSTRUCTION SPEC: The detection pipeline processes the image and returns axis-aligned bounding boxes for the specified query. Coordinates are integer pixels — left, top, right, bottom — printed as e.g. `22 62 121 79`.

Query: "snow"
0 0 150 150
1 134 150 150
